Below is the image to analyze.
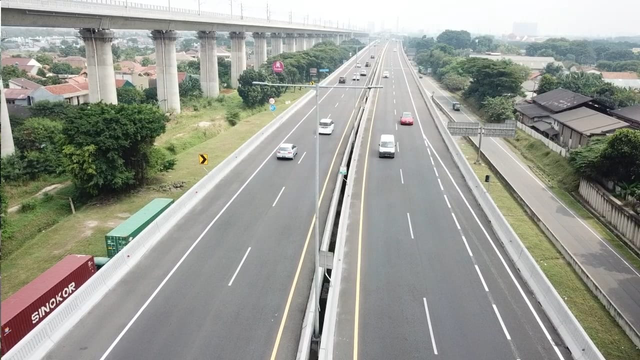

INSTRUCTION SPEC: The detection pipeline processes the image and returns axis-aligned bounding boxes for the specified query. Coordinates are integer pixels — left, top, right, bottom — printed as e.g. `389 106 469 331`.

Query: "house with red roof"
44 83 89 105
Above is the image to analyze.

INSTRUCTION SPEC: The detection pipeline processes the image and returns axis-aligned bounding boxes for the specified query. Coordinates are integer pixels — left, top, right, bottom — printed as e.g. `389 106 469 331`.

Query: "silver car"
276 143 298 159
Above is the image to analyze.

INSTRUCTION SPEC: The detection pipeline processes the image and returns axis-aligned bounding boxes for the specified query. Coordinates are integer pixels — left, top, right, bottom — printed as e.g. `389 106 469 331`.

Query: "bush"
20 198 39 213
143 87 158 104
441 73 469 92
117 87 146 104
147 146 177 175
14 117 65 179
481 96 515 123
1 153 26 182
226 107 241 126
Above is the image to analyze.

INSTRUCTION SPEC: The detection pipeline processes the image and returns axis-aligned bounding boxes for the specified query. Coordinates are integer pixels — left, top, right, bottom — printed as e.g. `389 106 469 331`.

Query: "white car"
360 69 367 76
356 62 362 68
383 71 389 78
276 143 298 159
319 118 335 135
353 72 360 81
393 48 397 52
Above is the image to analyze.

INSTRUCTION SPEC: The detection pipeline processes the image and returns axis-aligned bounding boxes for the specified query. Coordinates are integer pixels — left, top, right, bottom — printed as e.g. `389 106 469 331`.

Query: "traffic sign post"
270 104 276 112
447 120 516 164
272 60 284 74
199 153 208 165
269 97 275 105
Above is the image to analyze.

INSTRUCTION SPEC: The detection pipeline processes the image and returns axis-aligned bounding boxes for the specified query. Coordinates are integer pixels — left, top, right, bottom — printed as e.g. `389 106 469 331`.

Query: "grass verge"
1 89 308 300
458 139 640 360
4 174 69 208
504 130 640 270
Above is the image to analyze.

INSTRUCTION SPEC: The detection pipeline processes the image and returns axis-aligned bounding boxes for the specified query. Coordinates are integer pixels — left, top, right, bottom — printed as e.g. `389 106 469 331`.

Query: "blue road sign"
270 104 276 112
319 68 329 73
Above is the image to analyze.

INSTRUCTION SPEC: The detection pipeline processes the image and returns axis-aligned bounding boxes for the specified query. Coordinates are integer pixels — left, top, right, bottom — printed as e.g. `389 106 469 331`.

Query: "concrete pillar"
197 31 219 98
305 35 314 49
230 31 247 89
271 33 284 56
1 82 16 157
295 34 306 52
335 34 341 45
79 29 117 104
284 33 296 53
253 32 268 68
151 30 181 114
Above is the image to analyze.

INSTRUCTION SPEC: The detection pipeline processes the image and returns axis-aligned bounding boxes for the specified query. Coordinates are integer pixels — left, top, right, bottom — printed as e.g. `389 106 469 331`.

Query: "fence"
579 178 640 252
516 121 568 157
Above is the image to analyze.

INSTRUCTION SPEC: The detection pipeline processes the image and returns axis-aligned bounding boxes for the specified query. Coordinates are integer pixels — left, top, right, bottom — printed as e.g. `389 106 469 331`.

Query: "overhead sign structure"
310 68 317 76
269 97 275 105
270 104 276 112
447 120 516 164
199 154 208 165
272 61 284 73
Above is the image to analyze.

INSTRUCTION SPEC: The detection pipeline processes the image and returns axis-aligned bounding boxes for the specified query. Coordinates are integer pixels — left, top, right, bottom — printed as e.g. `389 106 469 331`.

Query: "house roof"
515 103 552 118
551 107 629 136
66 75 88 85
44 83 88 96
9 78 42 90
4 88 33 100
603 78 640 90
601 72 639 80
115 79 135 88
116 60 144 72
531 121 559 136
1 57 33 66
178 72 187 83
611 104 640 127
532 88 592 113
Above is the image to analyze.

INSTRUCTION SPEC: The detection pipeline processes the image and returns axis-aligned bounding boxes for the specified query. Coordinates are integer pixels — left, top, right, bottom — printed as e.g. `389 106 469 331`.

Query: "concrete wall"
579 179 640 252
515 121 567 157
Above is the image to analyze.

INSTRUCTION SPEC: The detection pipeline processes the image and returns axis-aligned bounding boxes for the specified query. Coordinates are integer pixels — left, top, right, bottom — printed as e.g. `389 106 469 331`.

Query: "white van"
319 118 335 135
378 134 395 158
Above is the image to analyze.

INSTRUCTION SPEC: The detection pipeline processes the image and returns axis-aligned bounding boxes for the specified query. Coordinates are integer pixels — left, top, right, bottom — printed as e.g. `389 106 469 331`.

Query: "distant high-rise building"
512 22 538 36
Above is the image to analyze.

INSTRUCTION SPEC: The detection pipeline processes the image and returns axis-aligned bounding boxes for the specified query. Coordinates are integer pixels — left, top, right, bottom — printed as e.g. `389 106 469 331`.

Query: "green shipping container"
105 198 174 257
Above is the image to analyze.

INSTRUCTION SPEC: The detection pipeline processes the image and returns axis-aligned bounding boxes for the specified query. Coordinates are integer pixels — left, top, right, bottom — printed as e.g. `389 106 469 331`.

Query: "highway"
329 41 571 359
43 45 382 360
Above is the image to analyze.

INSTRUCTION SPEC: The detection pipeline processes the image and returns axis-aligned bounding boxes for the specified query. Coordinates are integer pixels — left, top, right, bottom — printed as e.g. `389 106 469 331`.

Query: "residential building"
610 104 640 130
468 54 558 70
56 56 87 69
601 72 640 90
148 72 187 88
44 83 90 105
115 79 135 89
8 78 42 91
1 57 42 76
4 89 34 106
551 107 628 149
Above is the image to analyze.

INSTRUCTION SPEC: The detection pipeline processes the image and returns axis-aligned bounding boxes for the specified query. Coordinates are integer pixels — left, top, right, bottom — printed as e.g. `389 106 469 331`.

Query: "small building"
1 57 41 68
601 72 640 90
115 79 135 89
551 107 629 149
610 104 640 130
8 78 42 91
468 54 558 70
4 89 34 106
44 83 89 105
531 88 593 113
56 56 87 69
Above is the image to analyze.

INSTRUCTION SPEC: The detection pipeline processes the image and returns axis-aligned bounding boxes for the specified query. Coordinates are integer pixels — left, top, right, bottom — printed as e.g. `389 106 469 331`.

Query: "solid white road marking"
400 169 404 184
228 247 252 286
298 151 307 164
272 186 285 207
407 213 414 239
423 297 438 355
475 265 489 292
451 212 461 230
493 304 512 340
98 75 340 360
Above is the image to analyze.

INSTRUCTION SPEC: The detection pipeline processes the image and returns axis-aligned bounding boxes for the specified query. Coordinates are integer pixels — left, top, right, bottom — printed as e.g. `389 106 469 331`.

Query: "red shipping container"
1 255 96 355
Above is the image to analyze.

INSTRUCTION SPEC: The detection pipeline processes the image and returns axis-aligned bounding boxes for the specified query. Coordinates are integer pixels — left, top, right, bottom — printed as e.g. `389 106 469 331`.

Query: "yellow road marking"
354 43 388 360
270 96 360 360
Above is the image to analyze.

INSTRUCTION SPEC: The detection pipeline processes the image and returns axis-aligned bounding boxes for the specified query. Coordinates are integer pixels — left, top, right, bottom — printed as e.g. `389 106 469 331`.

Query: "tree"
121 48 137 61
177 59 200 75
536 49 556 57
36 68 48 77
179 38 198 52
117 87 146 104
30 100 75 120
537 74 559 94
61 103 169 196
35 75 65 86
127 37 139 45
569 136 608 178
482 96 515 123
179 75 203 98
50 62 82 75
141 57 155 67
437 30 471 50
237 69 270 107
602 49 635 62
218 58 231 88
471 36 494 53
35 53 54 66
543 62 564 77
462 58 526 102
143 87 158 104
441 73 469 92
1 65 30 86
579 129 640 184
60 39 70 47
14 117 65 179
112 44 122 62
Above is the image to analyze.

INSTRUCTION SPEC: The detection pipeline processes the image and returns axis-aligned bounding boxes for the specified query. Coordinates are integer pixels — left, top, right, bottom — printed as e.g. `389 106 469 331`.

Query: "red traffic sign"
272 60 284 73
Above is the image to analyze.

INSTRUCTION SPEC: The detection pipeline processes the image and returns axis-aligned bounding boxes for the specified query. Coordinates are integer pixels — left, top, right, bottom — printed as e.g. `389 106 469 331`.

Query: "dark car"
338 76 346 84
370 54 375 59
365 62 371 67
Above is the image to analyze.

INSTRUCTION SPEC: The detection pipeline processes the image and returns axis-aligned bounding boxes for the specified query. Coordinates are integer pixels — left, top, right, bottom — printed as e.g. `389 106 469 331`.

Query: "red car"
400 111 414 125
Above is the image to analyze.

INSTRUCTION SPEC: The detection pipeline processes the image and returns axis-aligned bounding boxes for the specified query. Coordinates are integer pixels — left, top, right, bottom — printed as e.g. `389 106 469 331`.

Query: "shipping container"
1 255 96 355
105 198 174 257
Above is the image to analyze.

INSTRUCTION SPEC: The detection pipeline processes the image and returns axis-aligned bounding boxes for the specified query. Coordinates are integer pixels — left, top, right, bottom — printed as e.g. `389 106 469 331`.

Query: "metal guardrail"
1 0 364 32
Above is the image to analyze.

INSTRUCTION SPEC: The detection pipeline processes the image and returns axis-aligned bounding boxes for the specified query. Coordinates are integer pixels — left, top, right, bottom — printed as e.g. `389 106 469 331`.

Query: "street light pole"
252 78 382 339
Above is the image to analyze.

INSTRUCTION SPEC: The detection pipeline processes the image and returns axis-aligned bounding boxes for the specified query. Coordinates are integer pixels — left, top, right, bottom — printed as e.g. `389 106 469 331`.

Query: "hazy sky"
136 0 638 37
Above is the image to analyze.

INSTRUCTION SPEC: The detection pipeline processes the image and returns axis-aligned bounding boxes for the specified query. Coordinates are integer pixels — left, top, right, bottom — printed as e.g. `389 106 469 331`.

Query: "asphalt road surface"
330 41 571 360
44 45 383 360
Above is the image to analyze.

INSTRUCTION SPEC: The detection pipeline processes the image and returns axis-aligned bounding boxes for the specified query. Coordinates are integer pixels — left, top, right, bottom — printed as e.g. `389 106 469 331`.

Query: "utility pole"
289 11 293 24
252 78 382 338
229 0 233 18
266 2 270 21
241 3 244 20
